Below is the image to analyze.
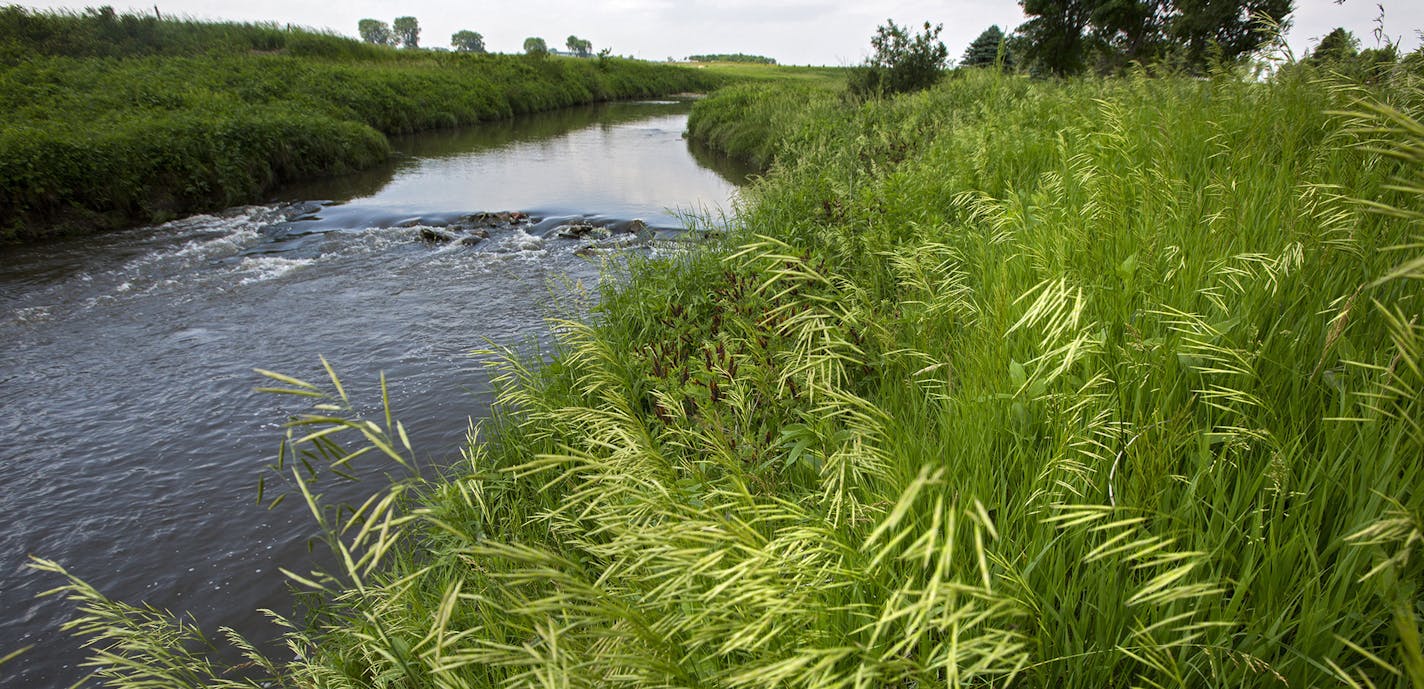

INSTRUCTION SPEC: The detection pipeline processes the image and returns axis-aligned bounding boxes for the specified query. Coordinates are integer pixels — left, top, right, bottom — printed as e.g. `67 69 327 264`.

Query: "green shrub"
847 19 949 99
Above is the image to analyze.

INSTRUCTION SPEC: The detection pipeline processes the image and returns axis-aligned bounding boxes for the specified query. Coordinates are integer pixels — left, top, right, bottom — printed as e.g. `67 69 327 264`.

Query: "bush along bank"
39 68 1424 687
0 12 721 242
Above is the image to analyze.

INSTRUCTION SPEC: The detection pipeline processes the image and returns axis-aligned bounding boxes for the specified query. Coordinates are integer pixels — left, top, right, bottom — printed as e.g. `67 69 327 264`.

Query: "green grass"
0 8 722 242
35 63 1424 688
690 61 847 88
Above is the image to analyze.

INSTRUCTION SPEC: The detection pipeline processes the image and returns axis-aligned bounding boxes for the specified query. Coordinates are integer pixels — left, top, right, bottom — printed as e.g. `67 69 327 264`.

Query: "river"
0 99 752 688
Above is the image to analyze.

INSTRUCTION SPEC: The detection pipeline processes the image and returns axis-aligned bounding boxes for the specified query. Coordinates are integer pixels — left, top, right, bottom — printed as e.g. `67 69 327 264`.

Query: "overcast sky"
16 0 1423 65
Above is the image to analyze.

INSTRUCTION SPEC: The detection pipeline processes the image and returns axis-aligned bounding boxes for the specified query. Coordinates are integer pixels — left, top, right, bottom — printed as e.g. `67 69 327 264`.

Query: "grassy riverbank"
39 65 1424 689
0 8 720 242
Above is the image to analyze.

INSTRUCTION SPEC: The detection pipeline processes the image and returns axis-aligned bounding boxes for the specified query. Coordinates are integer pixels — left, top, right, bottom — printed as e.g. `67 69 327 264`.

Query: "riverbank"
43 64 1424 687
0 8 721 242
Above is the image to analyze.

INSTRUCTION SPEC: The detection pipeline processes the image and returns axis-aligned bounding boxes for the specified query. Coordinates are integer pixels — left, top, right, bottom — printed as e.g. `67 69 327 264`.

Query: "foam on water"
237 256 316 285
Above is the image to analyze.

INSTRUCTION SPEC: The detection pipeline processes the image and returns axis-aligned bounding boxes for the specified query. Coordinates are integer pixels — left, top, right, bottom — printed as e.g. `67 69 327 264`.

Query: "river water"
0 100 752 688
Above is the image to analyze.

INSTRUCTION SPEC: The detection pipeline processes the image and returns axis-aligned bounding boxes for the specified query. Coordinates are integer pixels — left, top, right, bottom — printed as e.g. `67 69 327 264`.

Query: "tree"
1305 27 1357 65
1087 0 1169 70
962 25 1013 69
1015 0 1292 75
393 16 420 49
1017 0 1094 76
357 19 394 46
451 30 485 53
523 37 548 56
848 19 949 98
565 35 592 57
1168 0 1292 69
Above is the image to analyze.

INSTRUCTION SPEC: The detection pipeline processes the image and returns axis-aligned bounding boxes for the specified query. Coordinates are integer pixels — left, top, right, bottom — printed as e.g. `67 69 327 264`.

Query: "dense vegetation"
0 7 719 241
39 49 1424 688
688 53 777 65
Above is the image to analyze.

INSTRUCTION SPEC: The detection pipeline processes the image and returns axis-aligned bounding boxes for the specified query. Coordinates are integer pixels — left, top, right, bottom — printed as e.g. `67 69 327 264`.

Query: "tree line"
357 17 595 57
687 53 777 64
853 0 1418 98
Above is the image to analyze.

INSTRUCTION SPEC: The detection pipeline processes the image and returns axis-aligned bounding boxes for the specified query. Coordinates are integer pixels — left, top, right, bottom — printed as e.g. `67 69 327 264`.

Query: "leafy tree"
1017 0 1094 76
848 19 949 98
1168 0 1291 69
1305 27 1358 65
1017 0 1292 75
962 25 1013 69
357 19 393 46
451 29 485 53
565 35 592 57
1087 0 1169 69
523 37 548 56
392 16 419 49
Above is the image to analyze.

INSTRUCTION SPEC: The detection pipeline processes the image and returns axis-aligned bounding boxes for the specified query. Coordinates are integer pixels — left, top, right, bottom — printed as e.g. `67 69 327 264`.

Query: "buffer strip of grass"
37 68 1424 688
0 9 722 242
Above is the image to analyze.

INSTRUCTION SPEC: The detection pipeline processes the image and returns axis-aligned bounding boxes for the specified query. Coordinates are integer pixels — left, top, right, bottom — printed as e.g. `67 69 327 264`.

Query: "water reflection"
275 100 751 226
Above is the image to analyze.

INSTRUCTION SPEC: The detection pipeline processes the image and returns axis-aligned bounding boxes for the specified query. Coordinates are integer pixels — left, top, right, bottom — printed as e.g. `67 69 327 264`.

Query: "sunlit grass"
691 61 847 89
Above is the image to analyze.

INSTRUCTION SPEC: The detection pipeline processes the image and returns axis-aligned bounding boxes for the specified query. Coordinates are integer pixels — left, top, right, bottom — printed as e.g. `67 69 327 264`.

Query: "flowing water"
0 99 753 688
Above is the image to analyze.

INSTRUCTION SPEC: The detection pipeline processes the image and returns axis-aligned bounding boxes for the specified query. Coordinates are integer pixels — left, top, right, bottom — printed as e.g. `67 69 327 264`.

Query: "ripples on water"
0 100 747 688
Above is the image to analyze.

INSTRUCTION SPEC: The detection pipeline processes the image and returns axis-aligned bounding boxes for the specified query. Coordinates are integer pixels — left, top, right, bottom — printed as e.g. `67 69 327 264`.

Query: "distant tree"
1168 0 1292 69
687 53 777 64
962 25 1013 69
357 19 394 46
392 16 419 49
451 29 485 53
565 35 592 57
523 37 548 56
848 19 949 98
1306 27 1358 65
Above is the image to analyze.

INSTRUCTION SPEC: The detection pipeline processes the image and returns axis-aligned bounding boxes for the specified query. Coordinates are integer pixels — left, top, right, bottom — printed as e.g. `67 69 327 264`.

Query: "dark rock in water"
556 222 607 239
626 219 654 241
574 244 601 259
419 227 459 243
460 234 485 247
458 210 531 230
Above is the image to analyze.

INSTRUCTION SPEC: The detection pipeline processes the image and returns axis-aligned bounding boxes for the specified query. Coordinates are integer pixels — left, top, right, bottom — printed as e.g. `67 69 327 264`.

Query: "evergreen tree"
962 25 1012 69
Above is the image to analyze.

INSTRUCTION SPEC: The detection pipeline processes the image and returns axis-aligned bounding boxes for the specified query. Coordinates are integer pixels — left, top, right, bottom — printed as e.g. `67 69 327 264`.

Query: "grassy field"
689 61 847 88
0 8 721 242
35 57 1424 689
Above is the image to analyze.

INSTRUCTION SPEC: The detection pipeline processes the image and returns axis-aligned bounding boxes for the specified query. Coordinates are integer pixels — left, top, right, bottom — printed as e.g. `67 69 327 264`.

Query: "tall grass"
36 65 1424 688
0 7 721 241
